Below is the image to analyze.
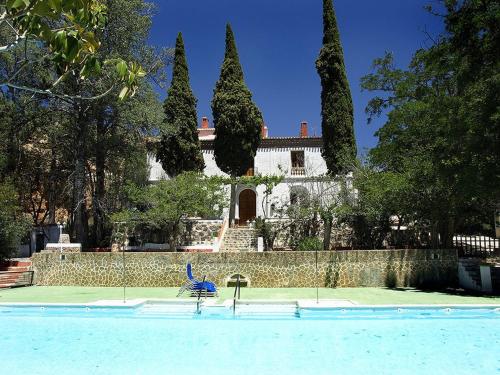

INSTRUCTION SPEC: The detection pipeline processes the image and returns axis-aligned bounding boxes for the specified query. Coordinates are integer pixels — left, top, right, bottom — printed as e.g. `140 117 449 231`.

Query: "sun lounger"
177 263 218 297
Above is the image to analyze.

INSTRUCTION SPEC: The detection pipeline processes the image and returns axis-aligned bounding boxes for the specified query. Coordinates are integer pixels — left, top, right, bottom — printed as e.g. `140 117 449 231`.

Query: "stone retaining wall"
180 220 222 245
32 249 458 288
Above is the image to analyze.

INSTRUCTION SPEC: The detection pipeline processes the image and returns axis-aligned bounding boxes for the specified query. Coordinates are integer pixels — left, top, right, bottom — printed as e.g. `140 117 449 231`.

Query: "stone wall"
32 249 458 288
180 220 222 245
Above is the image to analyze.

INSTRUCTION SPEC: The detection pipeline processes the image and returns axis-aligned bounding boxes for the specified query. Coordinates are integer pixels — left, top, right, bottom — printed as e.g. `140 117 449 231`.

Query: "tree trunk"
72 109 89 247
229 181 236 227
323 217 332 251
430 220 440 249
47 149 57 224
439 217 455 249
93 117 107 246
168 221 181 252
5 88 21 177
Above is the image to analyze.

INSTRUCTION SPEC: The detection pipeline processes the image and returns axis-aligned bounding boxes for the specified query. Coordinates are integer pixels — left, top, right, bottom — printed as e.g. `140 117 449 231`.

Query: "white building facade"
148 118 329 224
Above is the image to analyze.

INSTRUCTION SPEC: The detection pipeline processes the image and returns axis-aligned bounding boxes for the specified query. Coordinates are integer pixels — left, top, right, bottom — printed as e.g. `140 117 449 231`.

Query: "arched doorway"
238 189 256 225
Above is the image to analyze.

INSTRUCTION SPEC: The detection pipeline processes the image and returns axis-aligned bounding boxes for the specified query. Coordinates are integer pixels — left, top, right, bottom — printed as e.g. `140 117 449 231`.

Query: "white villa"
148 117 328 225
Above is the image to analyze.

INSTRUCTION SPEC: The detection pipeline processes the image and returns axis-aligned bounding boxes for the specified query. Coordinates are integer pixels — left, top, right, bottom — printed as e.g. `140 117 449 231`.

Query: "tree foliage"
316 0 356 175
212 24 262 226
212 24 262 177
359 0 500 247
0 181 30 261
0 0 166 250
0 0 145 100
156 32 204 177
253 175 353 251
112 172 226 249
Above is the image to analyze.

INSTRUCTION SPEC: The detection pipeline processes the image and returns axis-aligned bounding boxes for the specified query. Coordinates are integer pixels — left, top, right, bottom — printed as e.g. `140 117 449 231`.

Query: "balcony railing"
290 167 305 176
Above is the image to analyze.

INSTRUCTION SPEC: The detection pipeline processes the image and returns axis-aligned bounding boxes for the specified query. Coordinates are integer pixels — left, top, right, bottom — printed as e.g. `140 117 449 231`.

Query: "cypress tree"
212 24 263 225
316 0 356 175
157 32 204 177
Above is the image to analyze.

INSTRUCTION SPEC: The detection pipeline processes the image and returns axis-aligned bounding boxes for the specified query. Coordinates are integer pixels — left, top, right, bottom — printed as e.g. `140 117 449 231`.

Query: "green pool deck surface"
1 286 499 305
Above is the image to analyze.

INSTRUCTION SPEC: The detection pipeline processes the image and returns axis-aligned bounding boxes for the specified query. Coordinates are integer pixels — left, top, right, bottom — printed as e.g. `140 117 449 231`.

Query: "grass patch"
0 286 499 305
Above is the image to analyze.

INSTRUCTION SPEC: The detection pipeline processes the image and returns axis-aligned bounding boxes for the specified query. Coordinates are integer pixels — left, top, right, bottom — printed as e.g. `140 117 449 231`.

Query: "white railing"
290 167 305 176
213 216 230 252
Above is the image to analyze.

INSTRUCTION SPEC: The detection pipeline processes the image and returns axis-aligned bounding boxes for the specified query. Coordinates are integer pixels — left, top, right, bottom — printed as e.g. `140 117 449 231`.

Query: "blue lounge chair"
177 263 218 297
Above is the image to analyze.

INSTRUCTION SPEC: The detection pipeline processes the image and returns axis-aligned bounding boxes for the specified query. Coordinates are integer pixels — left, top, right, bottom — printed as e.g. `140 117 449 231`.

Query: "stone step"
0 283 16 288
0 272 24 278
0 260 32 271
223 239 256 242
459 259 482 290
223 236 256 239
0 265 34 288
10 261 32 267
224 239 255 241
0 276 19 282
1 266 30 272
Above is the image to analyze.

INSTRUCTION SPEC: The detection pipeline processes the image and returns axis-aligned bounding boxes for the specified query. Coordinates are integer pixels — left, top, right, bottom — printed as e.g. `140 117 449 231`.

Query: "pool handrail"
233 274 241 315
196 275 206 314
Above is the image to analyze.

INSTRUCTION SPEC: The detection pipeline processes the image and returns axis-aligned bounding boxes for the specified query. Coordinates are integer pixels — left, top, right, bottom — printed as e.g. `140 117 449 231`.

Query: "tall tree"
86 0 166 246
0 0 165 249
316 0 356 175
211 24 262 225
360 0 500 247
72 0 166 247
156 32 204 177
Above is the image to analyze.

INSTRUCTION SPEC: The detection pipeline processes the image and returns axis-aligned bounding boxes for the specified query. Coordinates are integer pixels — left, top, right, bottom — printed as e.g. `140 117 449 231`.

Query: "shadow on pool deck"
408 286 500 298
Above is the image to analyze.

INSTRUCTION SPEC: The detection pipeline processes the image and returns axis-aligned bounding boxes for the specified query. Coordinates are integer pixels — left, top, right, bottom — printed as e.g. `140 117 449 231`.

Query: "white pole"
315 247 319 304
58 223 63 259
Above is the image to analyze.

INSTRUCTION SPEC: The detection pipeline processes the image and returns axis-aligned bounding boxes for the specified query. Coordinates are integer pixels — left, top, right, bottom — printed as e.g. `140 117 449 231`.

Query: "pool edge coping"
1 299 500 310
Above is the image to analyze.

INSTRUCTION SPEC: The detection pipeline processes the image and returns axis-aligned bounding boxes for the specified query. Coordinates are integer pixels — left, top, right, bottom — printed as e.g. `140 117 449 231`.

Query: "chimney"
201 117 209 129
300 121 308 138
261 123 268 139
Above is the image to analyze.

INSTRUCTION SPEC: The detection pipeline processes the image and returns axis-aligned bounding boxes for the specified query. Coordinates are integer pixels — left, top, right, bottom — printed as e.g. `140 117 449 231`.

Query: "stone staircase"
220 228 258 252
458 258 482 291
0 259 33 288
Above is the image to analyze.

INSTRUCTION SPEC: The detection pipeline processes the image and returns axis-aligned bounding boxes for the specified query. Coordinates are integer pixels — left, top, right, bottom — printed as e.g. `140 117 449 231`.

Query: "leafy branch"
1 0 146 101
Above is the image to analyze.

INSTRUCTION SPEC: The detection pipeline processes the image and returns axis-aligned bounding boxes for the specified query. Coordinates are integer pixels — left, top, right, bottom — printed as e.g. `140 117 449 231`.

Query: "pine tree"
316 0 356 175
157 32 204 177
212 24 263 224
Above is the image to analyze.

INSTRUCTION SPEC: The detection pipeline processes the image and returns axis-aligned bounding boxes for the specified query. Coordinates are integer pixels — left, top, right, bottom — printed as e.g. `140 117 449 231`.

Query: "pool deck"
1 286 499 307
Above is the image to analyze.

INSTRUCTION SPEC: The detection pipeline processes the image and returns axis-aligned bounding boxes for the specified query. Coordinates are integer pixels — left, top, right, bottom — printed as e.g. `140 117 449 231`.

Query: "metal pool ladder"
233 274 241 315
196 275 206 314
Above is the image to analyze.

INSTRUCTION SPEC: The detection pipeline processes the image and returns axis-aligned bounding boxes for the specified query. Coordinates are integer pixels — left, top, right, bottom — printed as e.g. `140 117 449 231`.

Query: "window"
291 151 305 176
291 151 304 168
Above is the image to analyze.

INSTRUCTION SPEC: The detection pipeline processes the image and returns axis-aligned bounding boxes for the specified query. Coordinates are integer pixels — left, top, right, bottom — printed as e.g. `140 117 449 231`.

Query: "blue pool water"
1 304 499 374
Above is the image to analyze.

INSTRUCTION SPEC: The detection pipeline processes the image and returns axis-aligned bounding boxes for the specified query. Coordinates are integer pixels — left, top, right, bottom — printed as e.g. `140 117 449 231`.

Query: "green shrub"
254 217 275 251
0 182 30 261
296 237 323 252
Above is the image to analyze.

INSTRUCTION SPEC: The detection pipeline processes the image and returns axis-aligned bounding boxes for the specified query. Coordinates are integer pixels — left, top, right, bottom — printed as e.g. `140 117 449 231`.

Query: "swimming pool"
1 303 499 374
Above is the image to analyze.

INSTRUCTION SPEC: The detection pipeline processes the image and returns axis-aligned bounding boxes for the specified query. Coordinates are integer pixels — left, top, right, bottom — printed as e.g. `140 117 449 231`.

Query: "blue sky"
148 0 444 153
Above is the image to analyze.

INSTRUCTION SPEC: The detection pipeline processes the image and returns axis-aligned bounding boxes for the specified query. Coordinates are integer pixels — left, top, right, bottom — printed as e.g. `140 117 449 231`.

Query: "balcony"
290 167 305 176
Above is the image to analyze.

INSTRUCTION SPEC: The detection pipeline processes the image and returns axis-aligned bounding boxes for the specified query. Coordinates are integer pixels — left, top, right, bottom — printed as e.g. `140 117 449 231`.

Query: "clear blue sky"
148 0 444 153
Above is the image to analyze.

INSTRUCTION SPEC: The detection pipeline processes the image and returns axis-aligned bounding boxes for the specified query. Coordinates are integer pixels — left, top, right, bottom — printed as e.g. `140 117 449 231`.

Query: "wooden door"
238 189 256 224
